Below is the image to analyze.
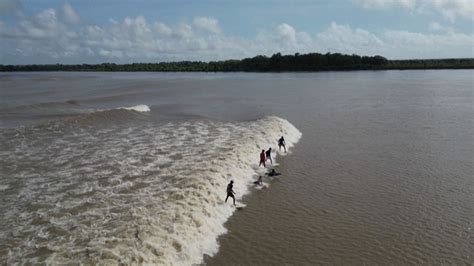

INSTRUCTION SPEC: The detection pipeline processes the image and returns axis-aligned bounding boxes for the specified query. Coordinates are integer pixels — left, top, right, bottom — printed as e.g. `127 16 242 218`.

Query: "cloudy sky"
0 0 473 64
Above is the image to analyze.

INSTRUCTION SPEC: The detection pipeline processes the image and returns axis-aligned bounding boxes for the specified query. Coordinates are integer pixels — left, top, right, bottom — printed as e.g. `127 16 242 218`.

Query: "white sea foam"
0 116 301 265
119 104 151 112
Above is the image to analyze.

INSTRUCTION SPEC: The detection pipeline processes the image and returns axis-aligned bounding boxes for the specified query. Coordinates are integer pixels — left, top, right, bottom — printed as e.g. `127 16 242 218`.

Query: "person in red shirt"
259 149 266 167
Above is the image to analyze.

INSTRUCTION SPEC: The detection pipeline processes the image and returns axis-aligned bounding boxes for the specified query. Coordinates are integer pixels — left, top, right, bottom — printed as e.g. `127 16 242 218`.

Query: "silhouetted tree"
1 53 472 72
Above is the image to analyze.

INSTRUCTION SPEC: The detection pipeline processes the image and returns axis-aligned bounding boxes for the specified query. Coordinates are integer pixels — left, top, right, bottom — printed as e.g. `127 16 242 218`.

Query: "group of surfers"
225 136 286 205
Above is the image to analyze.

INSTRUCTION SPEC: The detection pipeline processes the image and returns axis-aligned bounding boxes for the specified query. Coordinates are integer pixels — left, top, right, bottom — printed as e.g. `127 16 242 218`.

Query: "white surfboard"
254 182 269 190
234 203 246 210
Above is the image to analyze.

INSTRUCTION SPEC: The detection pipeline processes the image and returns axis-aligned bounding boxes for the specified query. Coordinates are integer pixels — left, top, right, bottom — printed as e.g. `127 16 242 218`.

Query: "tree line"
1 52 473 72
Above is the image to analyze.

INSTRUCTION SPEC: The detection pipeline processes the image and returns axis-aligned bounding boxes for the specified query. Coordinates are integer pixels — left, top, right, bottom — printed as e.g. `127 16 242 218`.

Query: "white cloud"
315 22 385 55
354 0 474 21
0 3 472 64
431 0 474 21
176 23 194 38
313 21 472 59
252 23 314 55
8 8 64 39
193 17 221 34
154 22 172 36
61 2 80 24
98 49 123 58
429 21 456 33
277 23 297 44
383 29 474 58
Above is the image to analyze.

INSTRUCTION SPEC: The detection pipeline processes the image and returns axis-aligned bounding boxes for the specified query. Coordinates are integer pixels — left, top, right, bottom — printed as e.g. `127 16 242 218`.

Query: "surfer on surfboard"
266 169 280 177
253 175 263 186
265 148 272 165
225 180 236 206
259 149 266 167
278 136 286 152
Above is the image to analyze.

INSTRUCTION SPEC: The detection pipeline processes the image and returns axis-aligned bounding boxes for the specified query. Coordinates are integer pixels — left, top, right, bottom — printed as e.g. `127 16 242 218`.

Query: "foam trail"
1 116 301 265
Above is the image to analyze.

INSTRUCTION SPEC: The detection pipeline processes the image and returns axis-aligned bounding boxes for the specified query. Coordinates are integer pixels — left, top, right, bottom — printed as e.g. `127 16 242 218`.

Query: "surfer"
253 176 263 185
225 180 236 205
259 149 266 167
265 148 272 164
278 136 286 152
266 169 280 177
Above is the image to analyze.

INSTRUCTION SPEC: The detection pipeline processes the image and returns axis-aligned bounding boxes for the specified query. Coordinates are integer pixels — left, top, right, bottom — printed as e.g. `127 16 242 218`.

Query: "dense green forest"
1 52 473 72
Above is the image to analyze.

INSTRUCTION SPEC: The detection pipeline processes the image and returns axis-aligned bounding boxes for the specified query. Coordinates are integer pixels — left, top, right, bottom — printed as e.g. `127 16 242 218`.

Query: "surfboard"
254 182 268 190
234 203 246 210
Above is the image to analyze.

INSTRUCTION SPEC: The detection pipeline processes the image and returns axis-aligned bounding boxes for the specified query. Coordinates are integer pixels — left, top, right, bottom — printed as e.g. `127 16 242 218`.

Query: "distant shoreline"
1 52 473 72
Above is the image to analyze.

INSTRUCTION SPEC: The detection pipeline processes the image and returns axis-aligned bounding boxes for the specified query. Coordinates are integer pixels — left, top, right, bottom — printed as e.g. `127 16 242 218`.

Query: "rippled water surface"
1 71 473 264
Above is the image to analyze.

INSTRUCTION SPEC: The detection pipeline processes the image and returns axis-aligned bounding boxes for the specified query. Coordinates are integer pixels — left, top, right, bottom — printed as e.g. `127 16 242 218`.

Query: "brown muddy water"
0 71 472 264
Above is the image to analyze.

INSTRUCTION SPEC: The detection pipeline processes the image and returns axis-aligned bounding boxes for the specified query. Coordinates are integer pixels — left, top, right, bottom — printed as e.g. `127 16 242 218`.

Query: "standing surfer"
265 147 272 165
259 149 266 167
278 136 286 152
225 180 236 206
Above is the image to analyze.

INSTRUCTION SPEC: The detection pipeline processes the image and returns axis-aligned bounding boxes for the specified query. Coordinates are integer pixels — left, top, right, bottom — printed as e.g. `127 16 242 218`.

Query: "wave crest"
2 116 301 265
118 104 150 112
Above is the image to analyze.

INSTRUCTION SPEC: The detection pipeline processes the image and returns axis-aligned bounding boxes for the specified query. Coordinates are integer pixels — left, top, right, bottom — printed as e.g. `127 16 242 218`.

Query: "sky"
0 0 473 64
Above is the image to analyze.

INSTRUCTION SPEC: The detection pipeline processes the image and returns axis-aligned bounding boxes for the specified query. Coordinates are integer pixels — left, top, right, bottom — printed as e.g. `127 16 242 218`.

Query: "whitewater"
0 105 301 264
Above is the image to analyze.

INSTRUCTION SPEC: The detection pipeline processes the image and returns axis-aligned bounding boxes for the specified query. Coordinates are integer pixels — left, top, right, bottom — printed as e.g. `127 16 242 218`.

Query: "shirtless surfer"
278 136 286 152
225 180 236 205
253 175 263 185
265 148 272 164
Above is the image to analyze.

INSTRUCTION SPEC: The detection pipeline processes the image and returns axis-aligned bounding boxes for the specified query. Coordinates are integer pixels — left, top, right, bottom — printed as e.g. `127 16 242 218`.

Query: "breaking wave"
0 116 301 264
118 104 151 112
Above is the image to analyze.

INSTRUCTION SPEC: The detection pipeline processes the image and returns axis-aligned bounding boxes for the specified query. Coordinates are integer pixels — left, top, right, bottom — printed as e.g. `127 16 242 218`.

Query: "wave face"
0 115 301 264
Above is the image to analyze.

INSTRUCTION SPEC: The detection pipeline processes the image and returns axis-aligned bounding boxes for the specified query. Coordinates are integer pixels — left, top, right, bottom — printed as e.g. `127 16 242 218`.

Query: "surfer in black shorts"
267 169 280 177
278 136 286 152
265 148 272 165
225 180 236 205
